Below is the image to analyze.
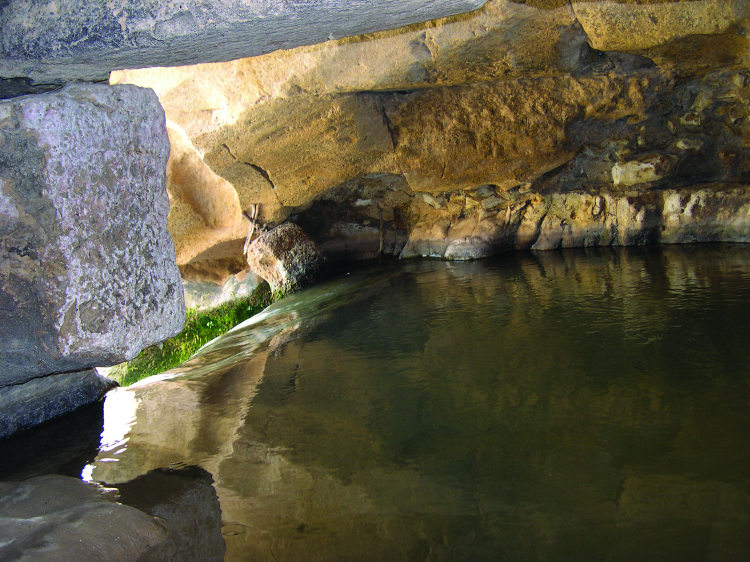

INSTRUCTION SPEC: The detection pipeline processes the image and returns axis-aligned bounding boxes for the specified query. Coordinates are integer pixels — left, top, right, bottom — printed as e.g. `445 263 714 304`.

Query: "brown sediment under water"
15 245 750 560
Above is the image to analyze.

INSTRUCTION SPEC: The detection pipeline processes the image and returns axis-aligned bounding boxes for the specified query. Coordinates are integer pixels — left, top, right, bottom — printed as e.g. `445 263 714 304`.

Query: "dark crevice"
222 143 278 194
377 100 397 148
0 77 64 100
247 163 275 190
0 367 109 390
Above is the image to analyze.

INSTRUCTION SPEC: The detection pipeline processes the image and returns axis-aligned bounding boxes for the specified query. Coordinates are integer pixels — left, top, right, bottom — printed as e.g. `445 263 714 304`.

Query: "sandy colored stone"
572 0 748 52
106 1 750 279
111 0 584 138
385 71 665 193
200 93 396 208
611 154 677 187
165 122 250 272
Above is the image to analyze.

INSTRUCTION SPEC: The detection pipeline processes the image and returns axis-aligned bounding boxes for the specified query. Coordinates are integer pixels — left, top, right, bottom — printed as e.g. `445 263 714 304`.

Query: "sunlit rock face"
0 83 184 383
111 0 750 280
0 83 184 438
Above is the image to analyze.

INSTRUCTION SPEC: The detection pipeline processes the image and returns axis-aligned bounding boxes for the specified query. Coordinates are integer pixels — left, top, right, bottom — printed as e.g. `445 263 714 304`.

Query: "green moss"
108 282 276 387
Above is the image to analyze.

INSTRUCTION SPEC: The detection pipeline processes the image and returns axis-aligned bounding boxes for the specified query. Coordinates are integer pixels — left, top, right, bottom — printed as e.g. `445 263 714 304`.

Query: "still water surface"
89 246 750 560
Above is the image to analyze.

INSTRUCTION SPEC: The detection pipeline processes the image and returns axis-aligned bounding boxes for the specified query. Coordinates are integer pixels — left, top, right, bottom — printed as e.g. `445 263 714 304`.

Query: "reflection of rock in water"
89 247 750 560
113 467 225 562
0 399 105 481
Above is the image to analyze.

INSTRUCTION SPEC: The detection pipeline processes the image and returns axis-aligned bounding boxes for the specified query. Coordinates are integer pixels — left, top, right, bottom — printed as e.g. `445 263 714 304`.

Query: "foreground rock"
246 223 322 293
0 83 184 386
114 467 226 562
0 370 115 440
0 475 168 560
0 0 487 95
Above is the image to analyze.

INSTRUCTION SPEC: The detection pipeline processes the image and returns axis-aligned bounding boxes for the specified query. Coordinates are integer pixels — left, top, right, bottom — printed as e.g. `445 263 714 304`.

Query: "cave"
1 0 750 559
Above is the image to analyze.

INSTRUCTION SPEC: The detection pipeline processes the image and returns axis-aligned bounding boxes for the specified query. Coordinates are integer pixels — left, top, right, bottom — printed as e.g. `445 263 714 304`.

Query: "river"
5 245 750 560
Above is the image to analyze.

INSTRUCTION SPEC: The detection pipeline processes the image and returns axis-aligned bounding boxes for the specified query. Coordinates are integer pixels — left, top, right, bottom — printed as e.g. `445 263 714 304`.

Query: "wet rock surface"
0 83 184 385
183 269 262 311
0 475 169 561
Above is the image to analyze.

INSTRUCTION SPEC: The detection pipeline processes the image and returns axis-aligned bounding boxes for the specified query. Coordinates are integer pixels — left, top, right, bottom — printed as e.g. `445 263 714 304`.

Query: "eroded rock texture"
110 0 750 280
0 84 184 385
246 223 322 292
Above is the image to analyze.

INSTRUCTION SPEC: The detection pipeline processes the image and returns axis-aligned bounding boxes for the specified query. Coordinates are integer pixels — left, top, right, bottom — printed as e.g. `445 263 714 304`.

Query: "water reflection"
92 245 750 561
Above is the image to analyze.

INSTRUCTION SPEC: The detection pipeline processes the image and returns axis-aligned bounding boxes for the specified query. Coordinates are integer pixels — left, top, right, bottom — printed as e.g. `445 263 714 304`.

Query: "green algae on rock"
105 283 276 387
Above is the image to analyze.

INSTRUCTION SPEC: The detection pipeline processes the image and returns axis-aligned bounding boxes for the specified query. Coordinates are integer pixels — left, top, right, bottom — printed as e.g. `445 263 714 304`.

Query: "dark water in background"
14 245 750 560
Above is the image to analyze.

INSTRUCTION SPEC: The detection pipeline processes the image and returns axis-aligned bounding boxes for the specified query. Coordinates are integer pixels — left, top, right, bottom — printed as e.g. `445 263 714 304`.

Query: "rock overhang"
0 0 489 95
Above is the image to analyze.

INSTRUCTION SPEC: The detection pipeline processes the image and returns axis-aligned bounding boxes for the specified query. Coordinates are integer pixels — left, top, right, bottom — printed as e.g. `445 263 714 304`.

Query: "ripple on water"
16 245 750 561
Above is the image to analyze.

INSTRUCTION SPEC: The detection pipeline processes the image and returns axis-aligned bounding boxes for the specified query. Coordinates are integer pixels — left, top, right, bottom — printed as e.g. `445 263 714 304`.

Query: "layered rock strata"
110 0 750 280
298 178 750 261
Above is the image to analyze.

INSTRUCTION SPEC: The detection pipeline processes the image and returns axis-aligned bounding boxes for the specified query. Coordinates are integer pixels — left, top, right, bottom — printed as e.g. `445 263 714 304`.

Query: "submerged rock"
0 475 169 560
246 223 322 293
113 467 226 562
0 83 184 387
0 370 115 441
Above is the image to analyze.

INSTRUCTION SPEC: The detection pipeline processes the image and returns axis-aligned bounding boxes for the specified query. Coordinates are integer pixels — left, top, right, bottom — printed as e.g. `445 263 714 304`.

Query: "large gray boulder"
0 83 184 387
0 0 487 91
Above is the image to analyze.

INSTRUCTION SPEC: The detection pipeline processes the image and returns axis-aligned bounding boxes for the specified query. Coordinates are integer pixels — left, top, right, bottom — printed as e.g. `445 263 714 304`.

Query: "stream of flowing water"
5 245 750 560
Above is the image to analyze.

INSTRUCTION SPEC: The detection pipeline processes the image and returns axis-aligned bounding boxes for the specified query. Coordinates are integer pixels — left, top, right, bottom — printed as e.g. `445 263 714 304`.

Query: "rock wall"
0 0 487 97
109 0 750 280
